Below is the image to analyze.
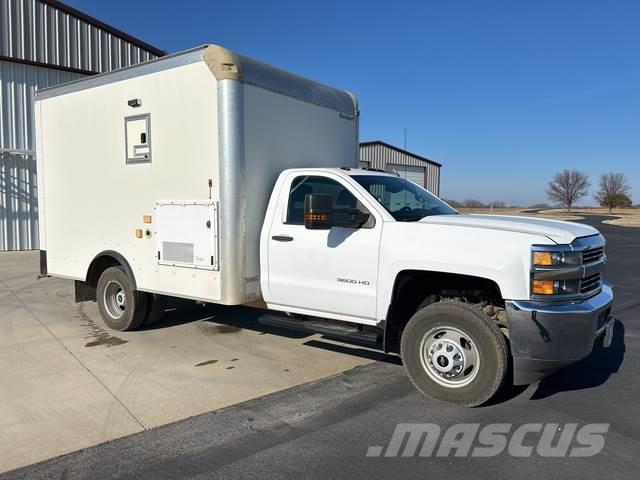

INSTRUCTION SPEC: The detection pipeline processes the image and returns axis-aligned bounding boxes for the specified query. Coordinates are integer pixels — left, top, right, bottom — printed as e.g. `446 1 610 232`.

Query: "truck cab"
261 167 614 406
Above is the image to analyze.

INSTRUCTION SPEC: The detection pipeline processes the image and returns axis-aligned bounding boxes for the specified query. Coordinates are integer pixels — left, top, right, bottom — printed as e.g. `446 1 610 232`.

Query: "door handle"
272 235 294 242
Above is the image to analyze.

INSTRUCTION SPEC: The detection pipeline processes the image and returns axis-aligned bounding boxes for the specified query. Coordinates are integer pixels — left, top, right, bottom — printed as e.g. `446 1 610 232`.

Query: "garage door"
387 164 425 188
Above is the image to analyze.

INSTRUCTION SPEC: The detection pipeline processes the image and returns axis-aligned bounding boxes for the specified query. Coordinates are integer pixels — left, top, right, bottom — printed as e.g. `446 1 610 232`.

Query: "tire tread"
400 301 508 407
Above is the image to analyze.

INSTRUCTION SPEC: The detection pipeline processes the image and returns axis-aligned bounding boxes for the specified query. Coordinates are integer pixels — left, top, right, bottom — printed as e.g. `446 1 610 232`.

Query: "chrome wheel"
104 280 126 319
419 326 480 388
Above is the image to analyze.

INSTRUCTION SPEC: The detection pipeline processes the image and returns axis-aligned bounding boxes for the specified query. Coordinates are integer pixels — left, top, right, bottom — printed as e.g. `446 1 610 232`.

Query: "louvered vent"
162 241 194 264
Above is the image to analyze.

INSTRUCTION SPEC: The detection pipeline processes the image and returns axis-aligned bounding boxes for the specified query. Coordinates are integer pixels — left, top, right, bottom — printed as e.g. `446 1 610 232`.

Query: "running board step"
258 314 381 347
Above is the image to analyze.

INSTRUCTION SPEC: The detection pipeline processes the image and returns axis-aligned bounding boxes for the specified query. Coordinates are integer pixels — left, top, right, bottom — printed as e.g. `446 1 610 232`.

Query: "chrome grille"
580 273 602 296
582 246 605 264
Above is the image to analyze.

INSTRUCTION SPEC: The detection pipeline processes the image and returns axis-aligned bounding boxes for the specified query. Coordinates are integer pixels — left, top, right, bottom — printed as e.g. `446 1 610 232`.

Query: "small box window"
125 113 151 163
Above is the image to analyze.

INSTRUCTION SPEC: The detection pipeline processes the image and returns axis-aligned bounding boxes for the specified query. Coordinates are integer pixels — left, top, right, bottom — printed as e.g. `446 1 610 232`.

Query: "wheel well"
86 251 136 288
383 270 504 353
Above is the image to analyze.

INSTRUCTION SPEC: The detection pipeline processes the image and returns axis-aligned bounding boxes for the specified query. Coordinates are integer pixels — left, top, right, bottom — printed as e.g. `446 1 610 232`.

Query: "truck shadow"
529 319 626 400
146 302 625 398
148 302 326 341
301 339 402 364
148 302 402 364
139 299 220 330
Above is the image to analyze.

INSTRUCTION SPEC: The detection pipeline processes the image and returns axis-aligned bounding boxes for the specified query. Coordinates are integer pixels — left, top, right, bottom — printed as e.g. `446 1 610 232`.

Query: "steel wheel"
419 325 480 388
96 266 148 331
103 280 127 319
401 301 508 406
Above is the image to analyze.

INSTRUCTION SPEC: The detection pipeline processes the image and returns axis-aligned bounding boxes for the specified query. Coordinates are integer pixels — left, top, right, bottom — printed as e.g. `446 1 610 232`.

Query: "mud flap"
75 280 97 303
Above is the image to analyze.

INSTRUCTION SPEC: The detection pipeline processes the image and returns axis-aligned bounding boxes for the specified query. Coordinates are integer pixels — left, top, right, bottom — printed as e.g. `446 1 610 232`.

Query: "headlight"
532 250 581 267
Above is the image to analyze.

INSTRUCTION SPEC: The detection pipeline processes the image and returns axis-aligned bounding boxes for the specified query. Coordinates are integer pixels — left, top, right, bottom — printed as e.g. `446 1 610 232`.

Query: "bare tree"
462 199 486 208
529 203 551 209
443 198 463 208
614 193 632 208
594 173 631 213
546 170 590 212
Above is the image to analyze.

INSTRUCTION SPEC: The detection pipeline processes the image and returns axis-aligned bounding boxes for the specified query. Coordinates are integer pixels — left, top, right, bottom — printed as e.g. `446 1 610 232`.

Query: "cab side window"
286 175 362 225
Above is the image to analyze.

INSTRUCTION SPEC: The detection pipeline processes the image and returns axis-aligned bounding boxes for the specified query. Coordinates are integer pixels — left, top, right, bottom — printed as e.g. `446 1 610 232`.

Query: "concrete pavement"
0 251 371 473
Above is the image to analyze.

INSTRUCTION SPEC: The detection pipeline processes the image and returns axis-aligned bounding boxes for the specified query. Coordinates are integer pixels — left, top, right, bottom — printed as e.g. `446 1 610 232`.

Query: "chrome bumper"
505 283 614 385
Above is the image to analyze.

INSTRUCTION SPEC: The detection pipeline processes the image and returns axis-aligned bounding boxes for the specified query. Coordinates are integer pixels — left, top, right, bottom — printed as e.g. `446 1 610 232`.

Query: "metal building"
0 0 164 250
359 140 441 196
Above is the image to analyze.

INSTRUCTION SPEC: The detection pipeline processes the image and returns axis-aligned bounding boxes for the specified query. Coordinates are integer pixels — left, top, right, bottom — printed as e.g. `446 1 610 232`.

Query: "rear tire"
96 266 148 331
144 294 167 327
401 301 508 407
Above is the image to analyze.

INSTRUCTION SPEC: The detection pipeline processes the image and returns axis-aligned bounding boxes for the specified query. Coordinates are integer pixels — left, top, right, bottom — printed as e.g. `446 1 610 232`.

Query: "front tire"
401 301 508 407
96 266 148 331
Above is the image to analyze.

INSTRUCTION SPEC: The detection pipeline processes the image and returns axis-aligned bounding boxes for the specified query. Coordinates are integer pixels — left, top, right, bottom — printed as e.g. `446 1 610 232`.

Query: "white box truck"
35 45 614 406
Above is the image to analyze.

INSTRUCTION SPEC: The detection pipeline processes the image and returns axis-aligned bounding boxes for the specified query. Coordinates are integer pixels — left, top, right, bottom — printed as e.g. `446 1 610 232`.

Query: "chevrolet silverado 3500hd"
35 45 614 406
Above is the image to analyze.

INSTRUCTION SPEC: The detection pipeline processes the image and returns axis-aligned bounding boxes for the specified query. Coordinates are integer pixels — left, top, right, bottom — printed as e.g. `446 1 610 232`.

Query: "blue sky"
67 0 639 206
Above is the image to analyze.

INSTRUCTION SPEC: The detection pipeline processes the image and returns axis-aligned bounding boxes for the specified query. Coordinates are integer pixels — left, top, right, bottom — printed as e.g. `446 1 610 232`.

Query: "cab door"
266 173 382 322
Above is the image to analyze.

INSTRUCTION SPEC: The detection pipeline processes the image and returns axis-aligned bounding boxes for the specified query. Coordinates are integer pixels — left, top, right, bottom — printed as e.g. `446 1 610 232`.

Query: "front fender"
376 222 552 320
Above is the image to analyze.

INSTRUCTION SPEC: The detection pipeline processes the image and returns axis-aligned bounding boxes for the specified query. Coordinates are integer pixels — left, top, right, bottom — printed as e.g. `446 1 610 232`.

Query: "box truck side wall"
242 84 358 300
36 60 224 302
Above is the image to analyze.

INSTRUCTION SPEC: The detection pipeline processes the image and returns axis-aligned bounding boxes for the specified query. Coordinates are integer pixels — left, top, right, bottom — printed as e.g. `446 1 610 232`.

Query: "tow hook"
603 316 615 348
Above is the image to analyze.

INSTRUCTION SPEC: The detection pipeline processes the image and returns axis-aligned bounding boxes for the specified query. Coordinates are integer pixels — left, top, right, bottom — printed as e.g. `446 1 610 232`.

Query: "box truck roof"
35 44 359 116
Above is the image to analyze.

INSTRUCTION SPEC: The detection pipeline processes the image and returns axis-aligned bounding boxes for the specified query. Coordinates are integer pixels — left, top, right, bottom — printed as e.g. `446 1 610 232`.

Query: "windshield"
352 175 458 221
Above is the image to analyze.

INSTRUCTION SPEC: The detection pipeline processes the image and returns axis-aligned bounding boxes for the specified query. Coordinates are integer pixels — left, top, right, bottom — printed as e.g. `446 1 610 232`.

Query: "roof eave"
360 140 442 167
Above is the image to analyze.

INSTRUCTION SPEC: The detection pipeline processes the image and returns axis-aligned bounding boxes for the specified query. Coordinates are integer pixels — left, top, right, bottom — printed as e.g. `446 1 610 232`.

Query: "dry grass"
457 207 640 227
541 208 640 227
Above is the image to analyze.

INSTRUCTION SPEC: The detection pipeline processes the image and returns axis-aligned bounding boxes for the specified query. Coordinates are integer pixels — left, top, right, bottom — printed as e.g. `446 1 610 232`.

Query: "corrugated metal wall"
0 60 82 151
0 0 161 250
0 60 82 250
0 0 155 73
425 162 440 196
359 142 441 196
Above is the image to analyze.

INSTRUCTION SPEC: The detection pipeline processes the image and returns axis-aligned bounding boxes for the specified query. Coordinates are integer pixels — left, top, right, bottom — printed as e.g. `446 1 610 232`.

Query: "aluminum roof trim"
35 44 359 116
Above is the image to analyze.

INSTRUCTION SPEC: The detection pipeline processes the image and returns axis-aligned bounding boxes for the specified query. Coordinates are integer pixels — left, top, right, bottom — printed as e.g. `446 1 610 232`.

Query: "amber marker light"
533 251 554 266
304 213 327 222
532 279 555 295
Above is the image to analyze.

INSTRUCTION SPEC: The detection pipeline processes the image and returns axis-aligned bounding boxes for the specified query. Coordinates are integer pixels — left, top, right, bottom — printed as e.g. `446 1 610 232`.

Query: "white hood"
419 214 599 244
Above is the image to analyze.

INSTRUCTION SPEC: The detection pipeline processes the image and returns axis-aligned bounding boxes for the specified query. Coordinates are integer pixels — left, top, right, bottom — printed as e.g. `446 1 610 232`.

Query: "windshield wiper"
397 214 426 222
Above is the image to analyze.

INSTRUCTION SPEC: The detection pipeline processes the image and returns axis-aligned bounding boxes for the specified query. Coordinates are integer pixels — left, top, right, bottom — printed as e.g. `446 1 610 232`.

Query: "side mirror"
339 209 371 228
304 193 333 230
304 193 372 230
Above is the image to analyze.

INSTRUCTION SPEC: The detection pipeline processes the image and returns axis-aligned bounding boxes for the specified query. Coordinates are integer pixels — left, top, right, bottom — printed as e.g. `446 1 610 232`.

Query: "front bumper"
505 283 614 385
